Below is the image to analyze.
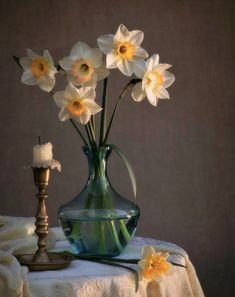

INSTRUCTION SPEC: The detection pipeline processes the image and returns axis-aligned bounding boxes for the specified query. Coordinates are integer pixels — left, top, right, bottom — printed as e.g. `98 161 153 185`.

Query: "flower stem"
99 78 108 147
108 221 122 252
69 119 88 147
102 79 141 145
91 115 95 135
119 220 131 243
88 121 96 143
85 125 93 146
86 122 96 146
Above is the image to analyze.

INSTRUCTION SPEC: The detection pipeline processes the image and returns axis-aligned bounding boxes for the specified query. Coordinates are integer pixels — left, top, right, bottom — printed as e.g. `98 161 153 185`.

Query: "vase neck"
83 146 111 188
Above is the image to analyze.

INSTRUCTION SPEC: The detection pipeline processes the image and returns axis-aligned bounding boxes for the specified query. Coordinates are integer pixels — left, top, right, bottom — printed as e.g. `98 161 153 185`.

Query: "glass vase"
57 145 140 257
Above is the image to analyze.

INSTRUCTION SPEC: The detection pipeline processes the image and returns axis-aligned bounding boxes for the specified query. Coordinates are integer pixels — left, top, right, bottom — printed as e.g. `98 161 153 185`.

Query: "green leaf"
109 144 137 203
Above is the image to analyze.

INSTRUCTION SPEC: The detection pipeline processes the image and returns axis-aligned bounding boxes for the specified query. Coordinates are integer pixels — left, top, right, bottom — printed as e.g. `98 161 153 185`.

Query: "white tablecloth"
26 237 204 297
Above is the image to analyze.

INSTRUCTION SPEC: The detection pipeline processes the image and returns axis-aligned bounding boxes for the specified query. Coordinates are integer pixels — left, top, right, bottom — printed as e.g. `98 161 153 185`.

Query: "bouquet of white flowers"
14 24 175 258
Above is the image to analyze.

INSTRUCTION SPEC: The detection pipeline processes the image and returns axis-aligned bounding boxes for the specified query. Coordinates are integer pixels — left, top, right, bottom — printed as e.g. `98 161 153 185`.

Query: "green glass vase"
57 145 140 256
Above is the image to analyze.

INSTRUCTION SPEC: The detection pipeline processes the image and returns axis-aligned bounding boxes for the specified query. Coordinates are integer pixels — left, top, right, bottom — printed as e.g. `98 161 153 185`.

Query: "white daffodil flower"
53 84 102 125
97 24 148 77
20 49 57 92
138 245 174 282
59 42 109 88
132 54 175 106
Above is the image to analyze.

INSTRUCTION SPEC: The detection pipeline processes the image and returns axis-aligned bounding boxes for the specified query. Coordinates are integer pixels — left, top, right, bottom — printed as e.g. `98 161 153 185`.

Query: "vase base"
59 215 139 257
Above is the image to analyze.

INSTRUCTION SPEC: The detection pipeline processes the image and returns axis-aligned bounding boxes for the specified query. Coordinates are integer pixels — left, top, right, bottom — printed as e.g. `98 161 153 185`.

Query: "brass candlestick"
16 166 72 271
32 167 50 263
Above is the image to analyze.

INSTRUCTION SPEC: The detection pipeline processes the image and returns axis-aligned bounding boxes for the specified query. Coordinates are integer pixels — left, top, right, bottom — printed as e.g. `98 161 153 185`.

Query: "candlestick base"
16 252 73 271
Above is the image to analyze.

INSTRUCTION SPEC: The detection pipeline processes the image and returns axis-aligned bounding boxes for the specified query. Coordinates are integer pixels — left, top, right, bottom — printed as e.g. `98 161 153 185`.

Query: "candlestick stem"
32 167 50 263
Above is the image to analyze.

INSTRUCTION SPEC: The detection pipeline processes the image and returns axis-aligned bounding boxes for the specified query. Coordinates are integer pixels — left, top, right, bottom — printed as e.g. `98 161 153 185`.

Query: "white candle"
33 142 53 164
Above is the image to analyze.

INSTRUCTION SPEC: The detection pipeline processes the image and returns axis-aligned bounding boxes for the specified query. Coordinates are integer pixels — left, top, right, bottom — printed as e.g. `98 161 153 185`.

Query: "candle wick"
38 136 41 145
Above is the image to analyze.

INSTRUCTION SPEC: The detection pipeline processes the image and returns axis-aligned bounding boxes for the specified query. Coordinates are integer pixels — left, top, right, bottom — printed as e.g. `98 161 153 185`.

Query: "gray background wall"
1 0 234 296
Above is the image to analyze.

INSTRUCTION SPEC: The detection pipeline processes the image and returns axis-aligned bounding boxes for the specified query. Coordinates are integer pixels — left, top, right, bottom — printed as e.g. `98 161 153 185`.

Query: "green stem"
102 79 141 145
13 55 23 69
108 221 122 252
87 121 96 144
119 220 131 243
91 116 95 135
69 119 88 147
98 221 106 254
99 78 108 146
85 125 93 146
69 221 81 241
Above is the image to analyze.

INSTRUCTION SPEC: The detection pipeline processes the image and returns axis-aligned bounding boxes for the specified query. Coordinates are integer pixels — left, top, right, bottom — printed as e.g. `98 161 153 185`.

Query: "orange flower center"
71 59 94 83
156 72 163 86
66 99 85 116
144 71 164 89
31 58 49 78
117 42 135 60
142 254 170 279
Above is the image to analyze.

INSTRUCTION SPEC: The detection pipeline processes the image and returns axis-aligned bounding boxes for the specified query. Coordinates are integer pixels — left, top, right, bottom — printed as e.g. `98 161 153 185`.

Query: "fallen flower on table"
59 244 180 292
138 245 174 282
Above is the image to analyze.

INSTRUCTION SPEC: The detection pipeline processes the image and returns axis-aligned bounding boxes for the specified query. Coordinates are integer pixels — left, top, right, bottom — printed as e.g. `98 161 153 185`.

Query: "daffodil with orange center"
132 54 175 106
59 42 109 88
20 49 57 92
53 84 102 125
97 24 148 76
138 245 173 281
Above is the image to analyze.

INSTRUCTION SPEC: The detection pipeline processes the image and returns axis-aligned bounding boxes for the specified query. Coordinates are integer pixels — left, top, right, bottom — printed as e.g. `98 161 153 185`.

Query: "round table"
27 237 204 297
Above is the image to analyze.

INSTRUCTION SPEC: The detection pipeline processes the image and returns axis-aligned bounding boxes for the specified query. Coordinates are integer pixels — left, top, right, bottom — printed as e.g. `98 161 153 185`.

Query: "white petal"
97 34 114 54
65 83 79 99
21 69 37 85
66 73 81 86
157 86 170 99
146 86 159 106
82 99 102 115
117 59 135 76
19 57 32 71
70 41 91 59
129 30 144 46
78 87 96 101
162 70 175 88
146 54 160 71
47 64 57 77
85 48 103 68
114 24 129 44
37 75 55 92
78 109 91 125
81 73 97 88
134 47 148 59
43 50 54 65
155 63 172 72
26 48 40 59
59 107 70 121
134 60 146 78
59 56 74 71
142 246 156 258
138 259 147 270
53 91 67 108
96 63 110 81
106 50 120 69
132 82 146 102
